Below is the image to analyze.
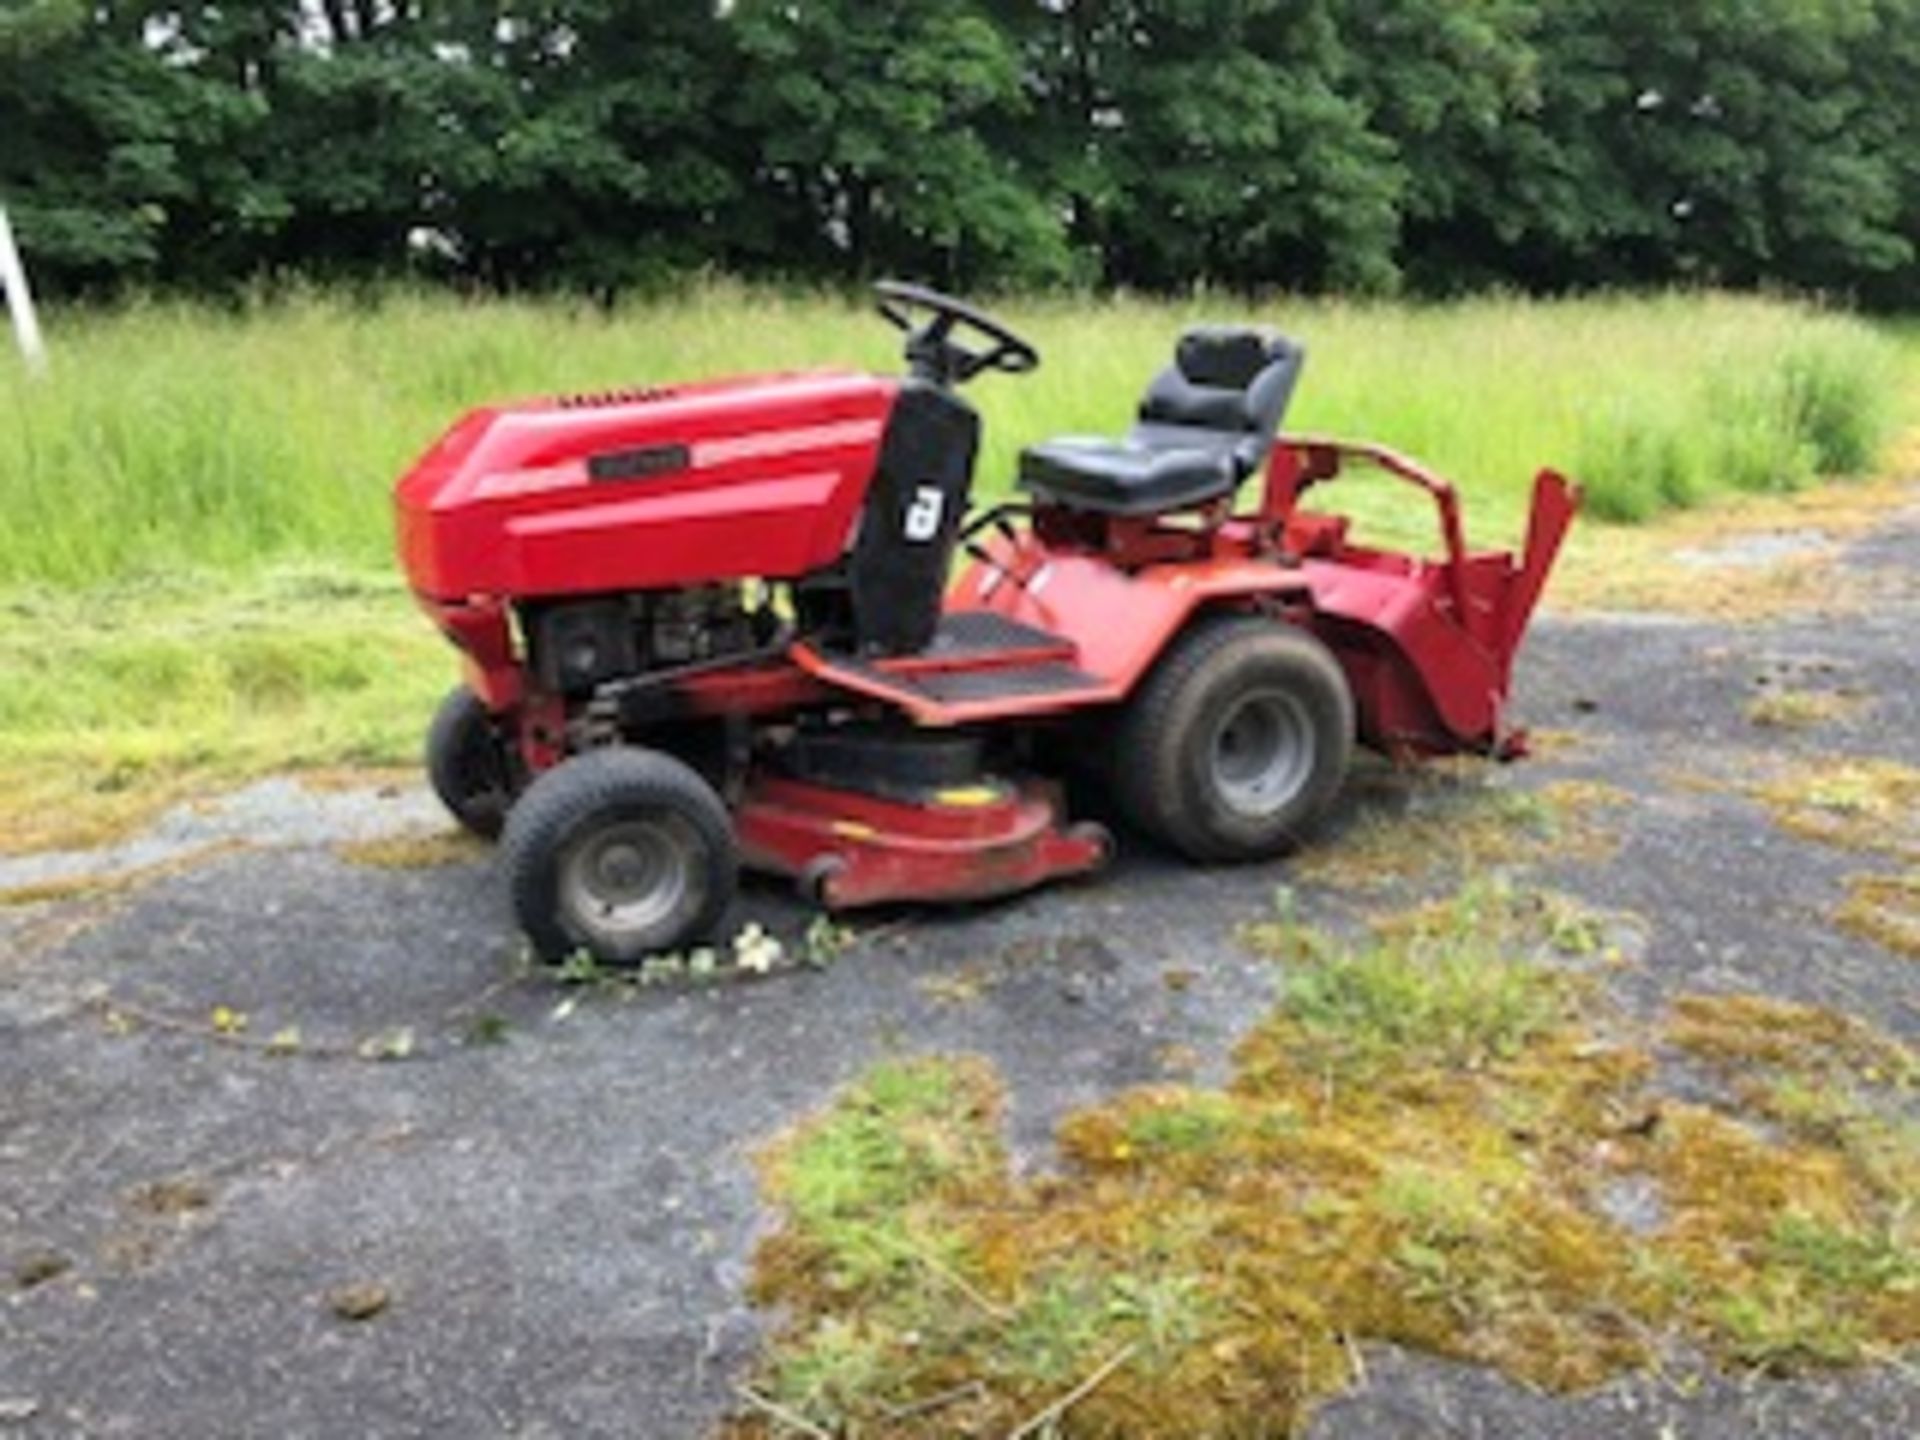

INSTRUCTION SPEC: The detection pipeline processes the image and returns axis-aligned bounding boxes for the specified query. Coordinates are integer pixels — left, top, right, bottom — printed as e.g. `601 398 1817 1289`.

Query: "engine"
521 586 767 697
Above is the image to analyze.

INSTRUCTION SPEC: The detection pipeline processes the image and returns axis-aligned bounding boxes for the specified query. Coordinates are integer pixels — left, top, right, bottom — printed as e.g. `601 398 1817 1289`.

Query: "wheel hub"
558 815 700 946
1211 688 1315 819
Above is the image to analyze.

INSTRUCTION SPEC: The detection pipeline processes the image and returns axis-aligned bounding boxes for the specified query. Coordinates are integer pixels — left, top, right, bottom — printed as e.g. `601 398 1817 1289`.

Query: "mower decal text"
587 443 691 482
691 419 884 469
904 485 945 541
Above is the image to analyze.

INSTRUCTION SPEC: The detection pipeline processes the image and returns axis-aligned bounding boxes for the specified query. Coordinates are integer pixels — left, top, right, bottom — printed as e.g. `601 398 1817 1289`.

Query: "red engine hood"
395 368 899 601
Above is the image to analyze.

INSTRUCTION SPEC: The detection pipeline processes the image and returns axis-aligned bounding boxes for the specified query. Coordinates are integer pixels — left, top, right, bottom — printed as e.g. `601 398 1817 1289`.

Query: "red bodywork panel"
395 369 898 601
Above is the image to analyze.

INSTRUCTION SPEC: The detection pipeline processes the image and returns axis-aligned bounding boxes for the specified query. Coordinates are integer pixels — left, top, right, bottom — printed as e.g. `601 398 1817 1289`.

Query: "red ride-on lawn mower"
396 283 1579 964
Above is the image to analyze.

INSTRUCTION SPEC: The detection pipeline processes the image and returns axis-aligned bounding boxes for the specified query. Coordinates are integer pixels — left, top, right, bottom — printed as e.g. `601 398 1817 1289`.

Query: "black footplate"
921 611 1072 661
833 655 1101 706
801 608 1108 716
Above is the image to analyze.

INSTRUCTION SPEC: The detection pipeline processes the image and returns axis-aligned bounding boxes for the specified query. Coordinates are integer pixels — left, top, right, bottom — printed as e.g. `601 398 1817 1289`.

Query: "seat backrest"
1133 327 1305 474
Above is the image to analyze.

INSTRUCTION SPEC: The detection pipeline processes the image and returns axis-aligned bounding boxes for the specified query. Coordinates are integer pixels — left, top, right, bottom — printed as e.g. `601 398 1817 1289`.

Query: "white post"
0 204 48 377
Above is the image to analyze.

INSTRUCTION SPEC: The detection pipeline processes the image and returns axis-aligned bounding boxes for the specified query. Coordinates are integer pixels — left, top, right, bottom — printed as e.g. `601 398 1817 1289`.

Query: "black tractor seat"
1019 327 1304 517
1019 431 1240 516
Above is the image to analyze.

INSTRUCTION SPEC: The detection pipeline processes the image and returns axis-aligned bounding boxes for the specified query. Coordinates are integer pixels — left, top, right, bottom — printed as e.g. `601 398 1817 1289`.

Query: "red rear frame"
933 437 1578 755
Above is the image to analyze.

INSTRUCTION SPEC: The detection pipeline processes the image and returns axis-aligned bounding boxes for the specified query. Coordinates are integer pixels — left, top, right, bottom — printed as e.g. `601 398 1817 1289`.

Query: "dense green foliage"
3 0 1917 303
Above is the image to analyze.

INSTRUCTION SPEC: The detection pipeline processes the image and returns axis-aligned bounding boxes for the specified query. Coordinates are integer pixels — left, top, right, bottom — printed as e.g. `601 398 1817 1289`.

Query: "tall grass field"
0 286 1907 588
0 287 1911 852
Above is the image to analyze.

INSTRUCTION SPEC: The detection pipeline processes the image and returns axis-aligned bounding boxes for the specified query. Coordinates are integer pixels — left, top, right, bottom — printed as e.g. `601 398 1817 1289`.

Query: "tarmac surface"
3 492 1917 1438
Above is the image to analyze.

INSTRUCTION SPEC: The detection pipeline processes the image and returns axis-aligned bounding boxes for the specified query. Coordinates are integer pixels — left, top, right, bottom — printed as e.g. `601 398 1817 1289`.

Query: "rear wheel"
1113 617 1353 862
502 748 738 965
426 686 516 840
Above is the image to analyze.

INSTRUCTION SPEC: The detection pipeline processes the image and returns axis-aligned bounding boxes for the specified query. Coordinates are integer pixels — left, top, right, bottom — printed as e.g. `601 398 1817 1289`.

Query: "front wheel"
502 748 739 965
1113 617 1354 862
426 686 517 840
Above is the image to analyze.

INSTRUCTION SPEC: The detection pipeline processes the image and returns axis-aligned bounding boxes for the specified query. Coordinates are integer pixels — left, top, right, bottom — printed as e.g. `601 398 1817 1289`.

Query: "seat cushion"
1018 435 1238 516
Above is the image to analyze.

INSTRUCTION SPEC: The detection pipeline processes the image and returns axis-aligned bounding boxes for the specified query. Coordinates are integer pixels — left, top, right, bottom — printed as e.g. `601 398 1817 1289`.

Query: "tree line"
4 0 1917 305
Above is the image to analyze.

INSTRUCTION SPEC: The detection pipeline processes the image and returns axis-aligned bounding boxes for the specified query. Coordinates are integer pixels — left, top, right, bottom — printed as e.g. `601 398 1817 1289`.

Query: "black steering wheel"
874 280 1040 387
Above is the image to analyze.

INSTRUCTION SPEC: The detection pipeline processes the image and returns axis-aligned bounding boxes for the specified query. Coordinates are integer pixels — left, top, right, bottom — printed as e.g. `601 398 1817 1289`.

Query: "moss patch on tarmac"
729 885 1918 1437
1745 688 1864 731
1836 873 1920 962
1746 755 1920 963
1294 765 1627 895
1750 756 1920 859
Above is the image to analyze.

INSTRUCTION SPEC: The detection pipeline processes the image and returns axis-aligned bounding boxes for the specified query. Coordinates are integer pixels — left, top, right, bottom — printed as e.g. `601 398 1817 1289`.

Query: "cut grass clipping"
731 883 1917 1438
334 830 487 870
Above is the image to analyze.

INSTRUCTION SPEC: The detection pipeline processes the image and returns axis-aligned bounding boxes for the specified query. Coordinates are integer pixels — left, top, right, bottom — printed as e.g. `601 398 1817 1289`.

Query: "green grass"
0 285 1906 588
1265 878 1585 1077
0 568 444 852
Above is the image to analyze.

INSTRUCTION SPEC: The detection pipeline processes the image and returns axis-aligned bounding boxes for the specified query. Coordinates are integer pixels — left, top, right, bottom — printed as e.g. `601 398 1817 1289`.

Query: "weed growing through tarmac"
729 883 1918 1438
465 1013 511 1046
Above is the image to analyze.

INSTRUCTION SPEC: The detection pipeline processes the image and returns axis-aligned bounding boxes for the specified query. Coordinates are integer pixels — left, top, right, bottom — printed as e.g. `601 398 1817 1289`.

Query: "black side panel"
849 380 980 655
783 725 986 797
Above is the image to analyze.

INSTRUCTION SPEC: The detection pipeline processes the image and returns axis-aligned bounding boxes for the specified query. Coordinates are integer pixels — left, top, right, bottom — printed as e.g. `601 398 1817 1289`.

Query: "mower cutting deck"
396 282 1578 963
